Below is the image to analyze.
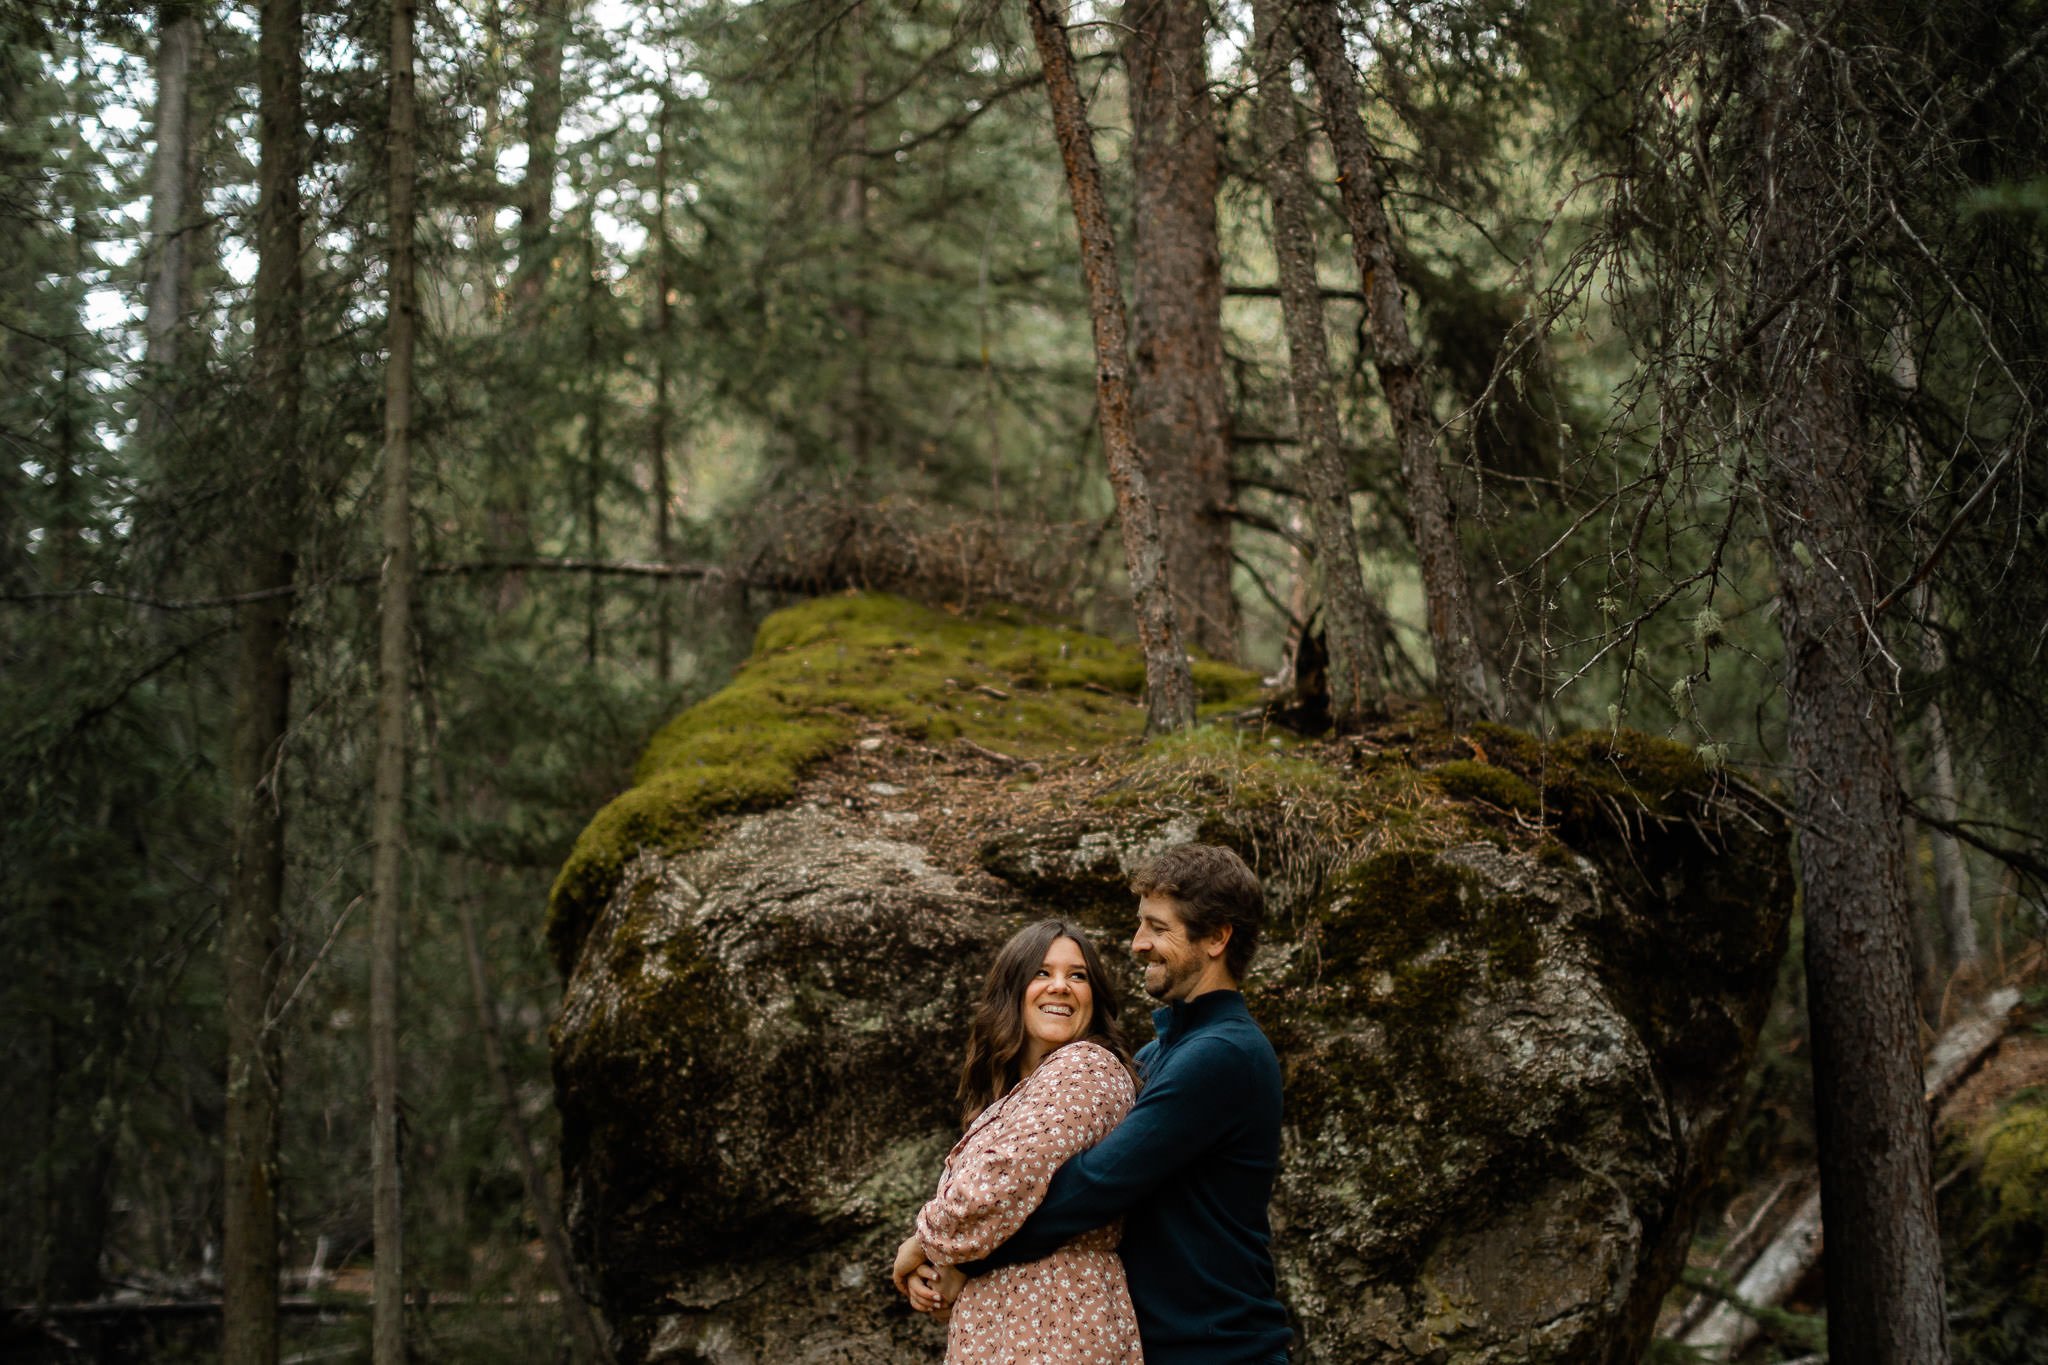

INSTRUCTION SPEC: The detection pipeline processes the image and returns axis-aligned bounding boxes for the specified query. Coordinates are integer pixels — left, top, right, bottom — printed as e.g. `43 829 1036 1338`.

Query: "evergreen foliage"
1 0 2042 1356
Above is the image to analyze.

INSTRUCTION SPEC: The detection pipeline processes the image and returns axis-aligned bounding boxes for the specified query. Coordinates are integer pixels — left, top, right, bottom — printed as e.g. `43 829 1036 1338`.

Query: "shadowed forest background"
4 0 2048 1359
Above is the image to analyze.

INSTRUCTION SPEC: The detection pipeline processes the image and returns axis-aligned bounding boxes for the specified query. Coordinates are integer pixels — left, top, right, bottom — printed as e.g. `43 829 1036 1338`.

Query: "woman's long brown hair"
956 918 1137 1126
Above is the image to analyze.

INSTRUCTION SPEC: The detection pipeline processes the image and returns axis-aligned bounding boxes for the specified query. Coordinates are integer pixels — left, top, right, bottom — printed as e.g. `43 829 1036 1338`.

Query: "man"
898 842 1293 1365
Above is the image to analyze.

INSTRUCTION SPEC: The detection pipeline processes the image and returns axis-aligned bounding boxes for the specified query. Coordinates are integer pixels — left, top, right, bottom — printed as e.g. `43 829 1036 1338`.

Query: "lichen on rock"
547 593 1793 1363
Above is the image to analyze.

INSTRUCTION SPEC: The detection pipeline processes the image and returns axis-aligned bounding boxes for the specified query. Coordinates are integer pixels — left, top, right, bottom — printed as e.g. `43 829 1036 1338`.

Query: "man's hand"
907 1262 967 1316
890 1233 927 1300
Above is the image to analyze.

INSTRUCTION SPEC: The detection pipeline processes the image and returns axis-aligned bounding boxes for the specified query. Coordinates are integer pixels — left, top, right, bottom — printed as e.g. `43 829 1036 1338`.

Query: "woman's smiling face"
1020 935 1095 1071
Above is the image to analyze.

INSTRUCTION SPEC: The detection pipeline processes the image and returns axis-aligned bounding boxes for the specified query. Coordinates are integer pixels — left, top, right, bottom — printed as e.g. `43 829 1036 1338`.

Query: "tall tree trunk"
1125 0 1235 660
650 99 675 685
1747 9 1950 1361
136 1 206 589
1293 0 1499 729
1023 0 1194 732
51 201 83 591
494 0 566 610
141 1 199 445
1891 340 1978 976
223 1 302 1359
33 113 117 1302
514 2 563 320
1250 4 1389 727
471 0 506 317
370 0 418 1356
838 3 874 478
583 224 604 666
1919 698 1976 971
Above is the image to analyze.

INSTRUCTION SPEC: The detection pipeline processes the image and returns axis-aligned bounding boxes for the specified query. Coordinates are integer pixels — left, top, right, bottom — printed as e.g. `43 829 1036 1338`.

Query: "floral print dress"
915 1039 1143 1365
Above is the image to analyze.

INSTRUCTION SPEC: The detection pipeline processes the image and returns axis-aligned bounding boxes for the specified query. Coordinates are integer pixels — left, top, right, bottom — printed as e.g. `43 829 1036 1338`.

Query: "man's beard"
1141 955 1195 1001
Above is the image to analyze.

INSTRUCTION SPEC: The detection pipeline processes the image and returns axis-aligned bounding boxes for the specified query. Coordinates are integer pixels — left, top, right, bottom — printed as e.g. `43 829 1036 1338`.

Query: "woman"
890 918 1144 1364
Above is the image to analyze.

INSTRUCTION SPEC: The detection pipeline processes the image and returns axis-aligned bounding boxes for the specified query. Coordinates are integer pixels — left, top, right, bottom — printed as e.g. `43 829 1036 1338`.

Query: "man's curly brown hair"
1131 844 1266 981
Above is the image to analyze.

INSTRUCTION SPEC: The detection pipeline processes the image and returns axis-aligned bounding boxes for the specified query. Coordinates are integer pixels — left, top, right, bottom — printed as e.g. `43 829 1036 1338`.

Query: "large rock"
548 595 1792 1363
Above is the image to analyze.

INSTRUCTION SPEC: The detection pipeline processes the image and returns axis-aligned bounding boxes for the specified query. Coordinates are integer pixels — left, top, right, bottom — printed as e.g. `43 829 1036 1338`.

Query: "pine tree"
1126 0 1235 659
1249 0 1391 727
1023 0 1194 731
222 0 304 1356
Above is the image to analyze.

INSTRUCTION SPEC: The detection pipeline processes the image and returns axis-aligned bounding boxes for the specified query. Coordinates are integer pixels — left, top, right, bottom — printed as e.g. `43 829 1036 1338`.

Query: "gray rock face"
1267 845 1676 1363
552 748 1790 1364
552 805 1007 1361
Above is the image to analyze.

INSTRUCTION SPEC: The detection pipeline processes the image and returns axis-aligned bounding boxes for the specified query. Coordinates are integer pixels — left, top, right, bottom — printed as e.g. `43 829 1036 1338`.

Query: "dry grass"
735 494 1109 616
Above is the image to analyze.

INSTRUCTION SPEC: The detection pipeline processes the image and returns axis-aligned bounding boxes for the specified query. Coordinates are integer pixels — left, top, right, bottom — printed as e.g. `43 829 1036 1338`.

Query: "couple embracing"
889 843 1293 1365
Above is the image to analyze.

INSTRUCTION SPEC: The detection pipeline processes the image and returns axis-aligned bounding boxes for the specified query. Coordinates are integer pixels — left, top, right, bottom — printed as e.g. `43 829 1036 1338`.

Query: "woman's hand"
890 1233 928 1299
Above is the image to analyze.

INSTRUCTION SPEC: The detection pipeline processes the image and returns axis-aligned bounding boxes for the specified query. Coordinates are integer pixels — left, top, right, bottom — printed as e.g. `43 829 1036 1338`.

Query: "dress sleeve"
914 1041 1134 1265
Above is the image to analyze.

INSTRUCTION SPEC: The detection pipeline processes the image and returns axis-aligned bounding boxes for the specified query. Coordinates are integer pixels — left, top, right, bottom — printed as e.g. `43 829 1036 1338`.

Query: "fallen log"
1676 986 2021 1359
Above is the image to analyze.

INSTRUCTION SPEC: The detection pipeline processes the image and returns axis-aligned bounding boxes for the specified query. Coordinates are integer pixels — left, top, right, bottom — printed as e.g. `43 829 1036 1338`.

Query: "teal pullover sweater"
962 990 1292 1364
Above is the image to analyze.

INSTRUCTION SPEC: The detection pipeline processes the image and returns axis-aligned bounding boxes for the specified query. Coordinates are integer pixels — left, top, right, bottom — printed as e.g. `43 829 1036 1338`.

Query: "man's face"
1132 893 1209 1003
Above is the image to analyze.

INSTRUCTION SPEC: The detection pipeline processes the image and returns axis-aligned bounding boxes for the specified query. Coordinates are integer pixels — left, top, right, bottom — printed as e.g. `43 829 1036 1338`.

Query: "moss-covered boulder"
549 594 1792 1363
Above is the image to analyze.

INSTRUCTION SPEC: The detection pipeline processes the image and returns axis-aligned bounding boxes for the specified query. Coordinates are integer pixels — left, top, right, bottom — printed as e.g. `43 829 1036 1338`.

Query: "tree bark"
1746 9 1950 1360
369 0 418 1356
141 1 199 445
838 3 874 478
135 2 207 588
471 0 505 309
51 192 85 590
650 99 675 686
583 224 604 666
1024 0 1194 732
1293 0 1499 729
1125 0 1236 660
223 0 302 1359
1919 699 1976 971
514 1 563 318
492 0 566 610
1250 3 1389 727
1891 343 1978 976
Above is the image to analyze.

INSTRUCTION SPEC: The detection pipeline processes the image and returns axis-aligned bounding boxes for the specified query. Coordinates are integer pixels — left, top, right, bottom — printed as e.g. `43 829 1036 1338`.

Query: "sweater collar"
1152 988 1248 1048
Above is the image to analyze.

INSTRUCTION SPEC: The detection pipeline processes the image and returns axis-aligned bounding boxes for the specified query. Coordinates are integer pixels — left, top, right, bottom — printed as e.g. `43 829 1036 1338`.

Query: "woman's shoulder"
1038 1039 1134 1092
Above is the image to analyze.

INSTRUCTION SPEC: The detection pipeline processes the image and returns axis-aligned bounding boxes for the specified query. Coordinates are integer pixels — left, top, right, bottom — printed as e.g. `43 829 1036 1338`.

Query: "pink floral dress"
915 1039 1143 1365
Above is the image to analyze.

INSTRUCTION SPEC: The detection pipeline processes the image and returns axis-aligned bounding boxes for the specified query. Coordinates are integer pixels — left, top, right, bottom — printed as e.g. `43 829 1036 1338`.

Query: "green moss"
1980 1102 2048 1225
1466 720 1547 772
1267 851 1588 1273
1458 722 1709 825
1094 725 1351 812
1302 852 1554 1051
1942 1097 2048 1356
1319 851 1479 976
1483 896 1547 981
1552 729 1708 814
546 592 1265 973
1430 759 1542 815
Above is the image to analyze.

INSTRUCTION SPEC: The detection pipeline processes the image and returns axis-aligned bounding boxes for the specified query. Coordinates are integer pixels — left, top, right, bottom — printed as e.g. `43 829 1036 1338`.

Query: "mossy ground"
1937 1007 2048 1363
1942 1098 2048 1361
546 592 1264 971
